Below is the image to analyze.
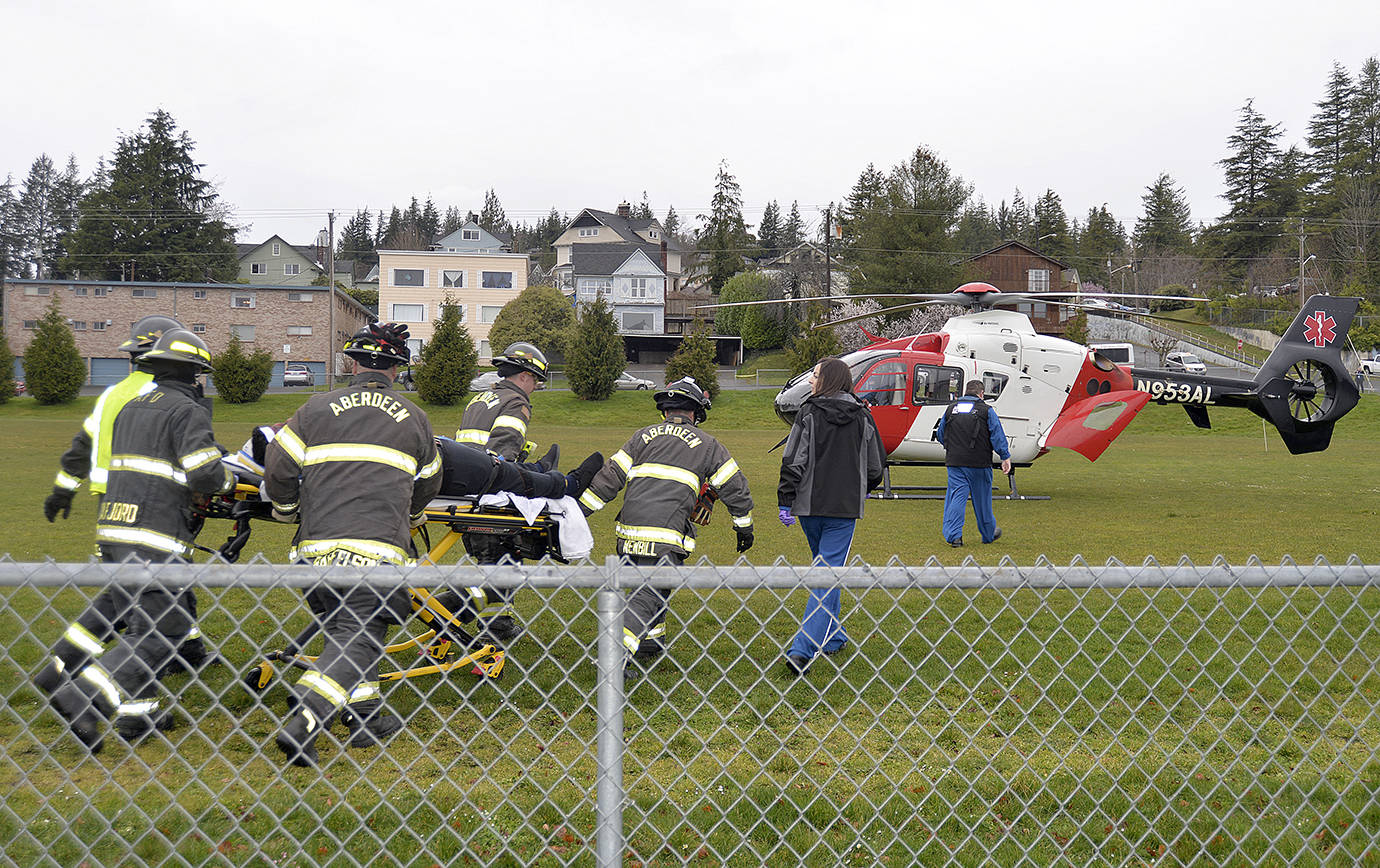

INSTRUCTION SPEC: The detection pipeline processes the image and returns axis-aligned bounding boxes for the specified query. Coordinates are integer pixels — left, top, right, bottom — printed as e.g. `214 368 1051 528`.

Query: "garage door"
91 357 131 386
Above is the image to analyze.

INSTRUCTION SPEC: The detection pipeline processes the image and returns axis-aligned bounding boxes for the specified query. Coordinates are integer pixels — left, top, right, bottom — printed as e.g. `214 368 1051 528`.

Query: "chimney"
660 240 668 274
616 201 631 219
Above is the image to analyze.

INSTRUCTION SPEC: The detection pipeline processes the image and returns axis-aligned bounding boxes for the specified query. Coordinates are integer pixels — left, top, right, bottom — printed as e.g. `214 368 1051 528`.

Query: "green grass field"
1 388 1378 865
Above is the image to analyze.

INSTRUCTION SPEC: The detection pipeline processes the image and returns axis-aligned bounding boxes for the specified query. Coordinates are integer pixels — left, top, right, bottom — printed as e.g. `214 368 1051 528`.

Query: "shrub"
487 285 575 360
0 329 14 404
784 316 842 376
564 297 625 400
717 271 787 349
415 297 478 405
1064 311 1089 345
23 299 87 404
665 325 720 403
210 335 274 403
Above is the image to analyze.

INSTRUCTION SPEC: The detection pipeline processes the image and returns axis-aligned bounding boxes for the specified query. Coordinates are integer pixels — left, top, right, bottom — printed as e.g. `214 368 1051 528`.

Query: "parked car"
615 371 655 390
1164 351 1207 374
283 364 314 387
470 371 502 391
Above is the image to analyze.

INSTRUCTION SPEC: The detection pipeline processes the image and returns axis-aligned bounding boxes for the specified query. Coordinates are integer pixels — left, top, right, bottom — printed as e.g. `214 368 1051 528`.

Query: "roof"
570 244 664 277
961 239 1071 270
569 208 684 252
235 234 324 267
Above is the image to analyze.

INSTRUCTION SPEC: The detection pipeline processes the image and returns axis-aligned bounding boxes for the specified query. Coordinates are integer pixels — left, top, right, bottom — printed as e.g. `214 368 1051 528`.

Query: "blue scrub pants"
942 466 997 544
787 515 855 659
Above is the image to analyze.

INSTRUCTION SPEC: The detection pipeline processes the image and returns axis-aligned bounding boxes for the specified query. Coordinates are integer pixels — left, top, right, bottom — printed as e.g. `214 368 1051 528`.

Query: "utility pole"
824 205 832 297
327 210 336 390
1298 231 1306 310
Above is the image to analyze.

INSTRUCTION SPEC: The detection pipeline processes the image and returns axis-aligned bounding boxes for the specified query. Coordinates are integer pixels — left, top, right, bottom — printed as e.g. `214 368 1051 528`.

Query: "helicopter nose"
775 377 811 425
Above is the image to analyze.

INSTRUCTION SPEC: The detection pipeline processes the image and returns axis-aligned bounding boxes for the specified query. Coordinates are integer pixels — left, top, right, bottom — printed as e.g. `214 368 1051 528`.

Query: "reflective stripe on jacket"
94 377 231 557
264 371 441 565
455 379 531 460
54 371 155 495
579 418 753 559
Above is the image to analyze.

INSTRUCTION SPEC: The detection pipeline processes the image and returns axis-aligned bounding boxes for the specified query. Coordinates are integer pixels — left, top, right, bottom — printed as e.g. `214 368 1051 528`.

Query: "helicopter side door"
903 363 967 455
853 358 916 455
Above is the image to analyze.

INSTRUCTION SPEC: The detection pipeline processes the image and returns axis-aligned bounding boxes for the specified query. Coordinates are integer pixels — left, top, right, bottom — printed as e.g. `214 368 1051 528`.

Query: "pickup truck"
1358 358 1380 376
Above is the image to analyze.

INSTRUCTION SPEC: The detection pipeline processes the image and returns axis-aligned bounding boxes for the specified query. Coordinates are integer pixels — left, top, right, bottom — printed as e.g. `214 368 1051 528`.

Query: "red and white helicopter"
734 282 1360 496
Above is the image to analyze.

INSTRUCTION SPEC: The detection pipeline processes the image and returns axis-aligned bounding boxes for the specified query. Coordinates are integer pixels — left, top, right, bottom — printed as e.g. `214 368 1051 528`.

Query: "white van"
1090 342 1135 365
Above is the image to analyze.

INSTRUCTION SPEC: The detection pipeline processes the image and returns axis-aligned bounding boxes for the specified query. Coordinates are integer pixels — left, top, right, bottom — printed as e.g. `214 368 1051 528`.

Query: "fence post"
595 555 625 867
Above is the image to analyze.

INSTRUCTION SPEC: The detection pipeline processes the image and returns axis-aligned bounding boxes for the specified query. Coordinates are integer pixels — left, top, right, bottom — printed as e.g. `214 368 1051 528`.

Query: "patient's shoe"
564 452 604 498
532 443 559 473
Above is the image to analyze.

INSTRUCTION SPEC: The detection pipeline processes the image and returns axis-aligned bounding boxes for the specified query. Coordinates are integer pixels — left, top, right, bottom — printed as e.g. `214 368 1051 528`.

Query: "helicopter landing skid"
869 466 1051 501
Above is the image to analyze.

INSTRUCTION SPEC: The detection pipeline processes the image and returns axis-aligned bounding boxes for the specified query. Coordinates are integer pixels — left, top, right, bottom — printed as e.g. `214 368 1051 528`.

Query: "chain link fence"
2 557 1378 866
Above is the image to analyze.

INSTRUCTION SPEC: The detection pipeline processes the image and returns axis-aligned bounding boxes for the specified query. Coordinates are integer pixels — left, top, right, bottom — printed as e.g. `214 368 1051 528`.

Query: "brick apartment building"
3 279 373 386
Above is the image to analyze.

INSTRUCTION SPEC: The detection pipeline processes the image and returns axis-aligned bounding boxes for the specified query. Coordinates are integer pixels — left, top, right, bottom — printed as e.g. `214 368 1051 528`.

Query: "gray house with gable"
431 219 512 254
571 243 666 334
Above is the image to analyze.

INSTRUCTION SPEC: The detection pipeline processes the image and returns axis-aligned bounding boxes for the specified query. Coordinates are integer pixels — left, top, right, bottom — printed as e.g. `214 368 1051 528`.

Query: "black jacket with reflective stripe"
264 371 441 563
456 379 531 459
95 377 231 557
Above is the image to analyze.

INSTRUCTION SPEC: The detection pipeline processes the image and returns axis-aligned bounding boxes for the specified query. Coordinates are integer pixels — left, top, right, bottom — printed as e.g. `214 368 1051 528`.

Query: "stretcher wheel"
242 660 275 692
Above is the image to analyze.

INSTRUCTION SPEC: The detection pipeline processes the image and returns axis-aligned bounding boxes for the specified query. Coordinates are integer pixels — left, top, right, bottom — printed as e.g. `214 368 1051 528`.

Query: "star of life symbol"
1303 311 1336 348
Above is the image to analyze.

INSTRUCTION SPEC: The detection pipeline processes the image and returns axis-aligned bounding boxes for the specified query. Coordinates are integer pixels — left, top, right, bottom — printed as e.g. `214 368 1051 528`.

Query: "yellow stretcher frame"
241 495 563 693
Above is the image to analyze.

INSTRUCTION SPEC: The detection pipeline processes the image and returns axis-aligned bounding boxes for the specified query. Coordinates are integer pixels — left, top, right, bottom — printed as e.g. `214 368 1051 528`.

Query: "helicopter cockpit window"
982 372 1009 399
913 365 964 405
855 360 908 406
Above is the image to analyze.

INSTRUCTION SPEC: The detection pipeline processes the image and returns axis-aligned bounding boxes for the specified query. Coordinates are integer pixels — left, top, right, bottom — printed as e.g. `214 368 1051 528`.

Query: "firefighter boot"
48 681 108 753
34 658 68 695
275 708 323 767
115 708 174 743
162 635 213 676
564 452 605 498
339 700 403 748
533 443 559 473
480 613 525 644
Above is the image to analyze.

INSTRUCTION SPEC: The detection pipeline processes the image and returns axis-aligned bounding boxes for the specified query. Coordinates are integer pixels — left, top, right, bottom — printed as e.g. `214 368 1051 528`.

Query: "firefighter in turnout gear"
444 341 552 643
578 377 754 678
45 329 233 752
35 316 216 712
266 323 443 767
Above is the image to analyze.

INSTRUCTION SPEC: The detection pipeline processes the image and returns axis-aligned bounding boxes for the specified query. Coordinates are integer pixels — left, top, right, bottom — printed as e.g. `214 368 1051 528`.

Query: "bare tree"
1148 332 1179 366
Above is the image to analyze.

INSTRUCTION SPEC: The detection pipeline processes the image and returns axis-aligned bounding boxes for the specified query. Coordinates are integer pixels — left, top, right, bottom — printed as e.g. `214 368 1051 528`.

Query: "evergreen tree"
841 164 885 228
479 189 510 238
487 285 576 359
23 299 87 404
414 296 478 405
783 312 841 377
663 206 680 239
442 205 464 236
0 328 15 403
0 174 18 279
336 209 376 271
564 297 625 400
382 206 403 248
16 155 61 278
50 155 84 272
1133 173 1194 252
63 110 237 282
1220 99 1284 216
209 334 273 403
632 191 653 221
374 209 388 248
1354 57 1380 179
419 196 441 247
757 200 782 259
1008 189 1032 241
1306 61 1358 204
1077 204 1127 288
782 200 805 249
953 202 1001 253
1032 189 1072 260
698 160 750 291
664 324 720 402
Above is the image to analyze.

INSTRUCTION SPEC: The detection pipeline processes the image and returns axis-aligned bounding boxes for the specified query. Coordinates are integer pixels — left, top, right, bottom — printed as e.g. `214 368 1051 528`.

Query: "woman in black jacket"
777 357 886 676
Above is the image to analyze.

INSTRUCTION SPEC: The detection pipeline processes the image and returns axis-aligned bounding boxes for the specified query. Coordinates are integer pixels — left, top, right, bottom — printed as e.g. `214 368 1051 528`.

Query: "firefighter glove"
778 507 796 527
44 486 74 522
735 528 754 552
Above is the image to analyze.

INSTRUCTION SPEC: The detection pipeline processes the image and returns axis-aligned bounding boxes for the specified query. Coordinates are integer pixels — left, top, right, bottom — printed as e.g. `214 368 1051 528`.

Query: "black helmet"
493 342 549 381
654 377 711 424
343 323 411 369
118 315 184 356
136 328 214 371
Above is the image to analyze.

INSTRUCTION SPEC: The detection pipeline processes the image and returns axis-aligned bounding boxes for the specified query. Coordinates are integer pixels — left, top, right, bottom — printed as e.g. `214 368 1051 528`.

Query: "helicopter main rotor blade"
692 291 953 311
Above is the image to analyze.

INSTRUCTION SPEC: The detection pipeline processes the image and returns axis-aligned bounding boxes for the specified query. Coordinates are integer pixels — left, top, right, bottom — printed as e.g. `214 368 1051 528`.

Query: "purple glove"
779 507 796 527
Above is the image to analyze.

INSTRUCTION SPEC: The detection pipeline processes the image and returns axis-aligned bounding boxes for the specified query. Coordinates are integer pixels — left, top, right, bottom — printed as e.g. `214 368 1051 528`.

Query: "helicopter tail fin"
1250 296 1361 454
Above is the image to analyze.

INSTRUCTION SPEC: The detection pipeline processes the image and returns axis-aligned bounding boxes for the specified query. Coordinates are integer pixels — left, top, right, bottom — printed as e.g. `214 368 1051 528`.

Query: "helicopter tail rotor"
1251 296 1360 454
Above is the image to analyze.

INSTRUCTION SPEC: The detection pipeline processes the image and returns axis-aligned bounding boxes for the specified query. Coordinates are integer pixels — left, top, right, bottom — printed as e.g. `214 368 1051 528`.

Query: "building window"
287 325 313 336
23 286 50 296
391 303 426 323
131 287 157 298
73 287 87 297
580 278 612 297
392 268 425 287
480 305 503 324
482 271 513 289
284 263 301 276
230 325 255 341
231 293 256 309
191 324 206 334
93 287 109 297
630 278 648 298
462 229 480 241
71 321 87 331
441 303 466 322
193 289 207 299
578 227 598 237
1027 269 1050 292
649 229 659 239
92 321 107 331
478 340 491 358
251 262 267 275
272 242 281 256
406 338 422 360
622 311 654 332
442 270 465 288
287 292 313 302
22 320 38 330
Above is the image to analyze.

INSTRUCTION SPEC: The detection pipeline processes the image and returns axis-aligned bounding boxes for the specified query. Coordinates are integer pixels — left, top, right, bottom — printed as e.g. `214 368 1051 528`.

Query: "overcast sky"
5 0 1379 247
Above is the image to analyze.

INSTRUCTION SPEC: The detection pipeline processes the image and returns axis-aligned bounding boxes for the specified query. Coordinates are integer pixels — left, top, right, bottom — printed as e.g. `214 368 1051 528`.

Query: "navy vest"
943 397 993 467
